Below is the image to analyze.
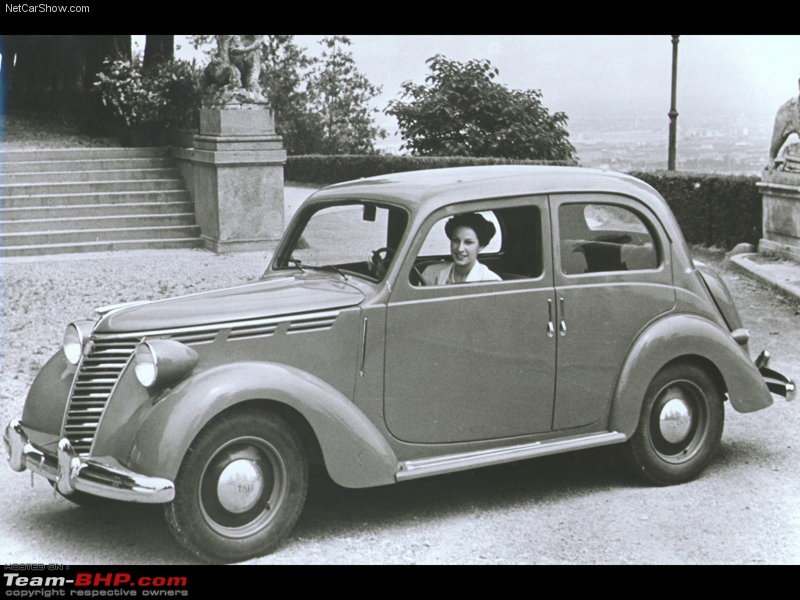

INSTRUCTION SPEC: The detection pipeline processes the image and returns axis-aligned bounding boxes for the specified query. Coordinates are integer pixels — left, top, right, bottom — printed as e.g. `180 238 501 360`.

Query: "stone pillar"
758 144 800 263
191 104 286 253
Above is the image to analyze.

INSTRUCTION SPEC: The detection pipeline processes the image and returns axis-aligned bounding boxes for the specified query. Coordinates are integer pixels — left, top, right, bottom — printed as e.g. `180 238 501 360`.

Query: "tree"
143 35 174 69
1 35 131 117
305 36 386 154
258 35 321 154
386 55 576 162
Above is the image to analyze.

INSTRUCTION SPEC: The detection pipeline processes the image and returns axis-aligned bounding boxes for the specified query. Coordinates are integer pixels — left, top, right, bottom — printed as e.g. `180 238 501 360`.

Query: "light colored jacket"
421 261 502 286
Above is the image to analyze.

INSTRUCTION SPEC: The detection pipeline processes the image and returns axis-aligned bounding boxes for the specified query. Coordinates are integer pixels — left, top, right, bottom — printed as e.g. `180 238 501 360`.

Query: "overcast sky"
167 34 799 140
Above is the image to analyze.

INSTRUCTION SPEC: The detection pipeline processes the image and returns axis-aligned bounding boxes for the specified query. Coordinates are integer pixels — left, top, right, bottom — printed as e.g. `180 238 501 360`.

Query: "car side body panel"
127 361 399 488
610 313 774 436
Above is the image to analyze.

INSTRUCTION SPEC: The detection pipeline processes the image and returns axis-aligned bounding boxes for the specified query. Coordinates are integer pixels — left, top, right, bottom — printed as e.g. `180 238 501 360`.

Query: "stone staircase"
1 147 202 257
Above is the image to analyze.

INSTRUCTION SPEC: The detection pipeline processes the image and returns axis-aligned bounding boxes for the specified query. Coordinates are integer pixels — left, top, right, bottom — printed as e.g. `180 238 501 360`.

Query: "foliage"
386 55 576 162
285 154 574 185
631 171 763 248
188 35 386 155
93 56 202 131
258 35 319 154
304 36 387 155
94 58 162 127
149 59 202 130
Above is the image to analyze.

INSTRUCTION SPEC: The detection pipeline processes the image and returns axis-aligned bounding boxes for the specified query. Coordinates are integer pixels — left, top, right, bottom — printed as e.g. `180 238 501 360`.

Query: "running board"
396 431 626 481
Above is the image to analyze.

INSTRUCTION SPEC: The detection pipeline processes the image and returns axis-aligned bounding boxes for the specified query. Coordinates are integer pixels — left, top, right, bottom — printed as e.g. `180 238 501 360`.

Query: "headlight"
62 320 95 365
134 339 199 389
134 342 158 387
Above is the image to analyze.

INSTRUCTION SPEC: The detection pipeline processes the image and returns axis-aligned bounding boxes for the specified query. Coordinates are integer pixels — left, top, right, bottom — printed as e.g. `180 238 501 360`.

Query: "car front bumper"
3 420 175 504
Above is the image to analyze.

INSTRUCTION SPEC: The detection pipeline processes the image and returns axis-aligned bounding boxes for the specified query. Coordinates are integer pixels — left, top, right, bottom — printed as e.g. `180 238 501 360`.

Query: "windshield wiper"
314 265 349 281
288 257 306 272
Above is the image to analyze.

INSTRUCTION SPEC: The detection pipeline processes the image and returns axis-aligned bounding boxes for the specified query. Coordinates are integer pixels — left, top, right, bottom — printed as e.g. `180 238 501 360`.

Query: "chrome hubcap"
216 459 265 514
658 397 693 444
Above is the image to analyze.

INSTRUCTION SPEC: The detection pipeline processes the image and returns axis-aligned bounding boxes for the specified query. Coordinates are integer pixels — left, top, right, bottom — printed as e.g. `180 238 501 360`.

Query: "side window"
412 206 543 285
559 203 658 275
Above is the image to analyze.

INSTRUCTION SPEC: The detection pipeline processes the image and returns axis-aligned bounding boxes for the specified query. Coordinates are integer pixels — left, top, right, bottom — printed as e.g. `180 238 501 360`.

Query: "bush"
632 171 762 249
94 57 201 142
285 154 575 185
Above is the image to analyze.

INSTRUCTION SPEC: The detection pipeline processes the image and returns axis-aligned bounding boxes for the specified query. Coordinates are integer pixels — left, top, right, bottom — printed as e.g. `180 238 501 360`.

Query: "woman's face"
449 225 482 270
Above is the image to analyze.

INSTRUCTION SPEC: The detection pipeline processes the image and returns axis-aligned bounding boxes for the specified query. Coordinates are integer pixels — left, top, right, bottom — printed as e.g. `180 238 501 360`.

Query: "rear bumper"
3 419 175 504
757 351 796 401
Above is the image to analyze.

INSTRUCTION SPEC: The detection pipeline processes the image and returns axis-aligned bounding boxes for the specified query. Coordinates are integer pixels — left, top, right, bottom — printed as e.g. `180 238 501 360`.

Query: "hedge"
285 155 763 250
630 171 762 249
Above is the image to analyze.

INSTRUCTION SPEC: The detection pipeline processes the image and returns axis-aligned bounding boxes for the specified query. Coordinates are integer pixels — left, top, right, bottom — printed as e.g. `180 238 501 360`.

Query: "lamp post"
668 35 679 171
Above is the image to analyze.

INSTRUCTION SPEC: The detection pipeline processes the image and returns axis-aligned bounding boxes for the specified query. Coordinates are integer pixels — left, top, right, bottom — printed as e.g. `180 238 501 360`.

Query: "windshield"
275 201 409 281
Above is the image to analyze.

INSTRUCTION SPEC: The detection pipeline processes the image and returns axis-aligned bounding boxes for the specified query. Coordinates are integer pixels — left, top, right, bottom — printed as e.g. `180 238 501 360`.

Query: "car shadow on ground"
294 445 639 538
4 436 779 564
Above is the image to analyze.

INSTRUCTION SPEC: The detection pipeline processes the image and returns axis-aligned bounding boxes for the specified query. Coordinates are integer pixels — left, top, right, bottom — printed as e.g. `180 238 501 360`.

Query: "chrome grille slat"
63 334 140 456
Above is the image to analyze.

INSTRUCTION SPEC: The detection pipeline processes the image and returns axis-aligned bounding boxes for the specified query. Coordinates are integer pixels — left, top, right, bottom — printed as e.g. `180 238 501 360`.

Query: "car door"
383 198 557 444
550 193 676 430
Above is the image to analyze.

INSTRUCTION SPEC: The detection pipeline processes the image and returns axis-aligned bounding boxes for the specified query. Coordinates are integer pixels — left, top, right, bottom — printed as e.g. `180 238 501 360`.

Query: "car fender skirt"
128 361 398 488
610 314 774 435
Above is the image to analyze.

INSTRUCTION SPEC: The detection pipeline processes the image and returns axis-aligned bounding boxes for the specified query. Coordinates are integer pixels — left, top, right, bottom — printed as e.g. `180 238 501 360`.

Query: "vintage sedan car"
5 165 795 562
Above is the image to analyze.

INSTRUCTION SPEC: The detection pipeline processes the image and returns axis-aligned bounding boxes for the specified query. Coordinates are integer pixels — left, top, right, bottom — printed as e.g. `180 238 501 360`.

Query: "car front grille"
62 335 140 456
60 310 341 456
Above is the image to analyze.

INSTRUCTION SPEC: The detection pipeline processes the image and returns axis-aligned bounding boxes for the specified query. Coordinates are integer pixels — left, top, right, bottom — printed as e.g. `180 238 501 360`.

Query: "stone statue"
201 35 267 106
769 76 800 164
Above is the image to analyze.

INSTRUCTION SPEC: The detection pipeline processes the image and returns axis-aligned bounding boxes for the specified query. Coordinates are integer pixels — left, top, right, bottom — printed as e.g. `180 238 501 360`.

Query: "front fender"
128 361 398 488
610 314 773 436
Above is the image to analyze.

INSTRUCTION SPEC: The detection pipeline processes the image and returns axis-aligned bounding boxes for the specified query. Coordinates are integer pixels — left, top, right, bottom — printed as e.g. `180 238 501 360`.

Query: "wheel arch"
609 314 773 436
128 361 398 488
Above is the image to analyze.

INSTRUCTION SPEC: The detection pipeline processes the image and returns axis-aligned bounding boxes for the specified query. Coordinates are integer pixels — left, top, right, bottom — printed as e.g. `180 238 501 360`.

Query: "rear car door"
550 193 676 430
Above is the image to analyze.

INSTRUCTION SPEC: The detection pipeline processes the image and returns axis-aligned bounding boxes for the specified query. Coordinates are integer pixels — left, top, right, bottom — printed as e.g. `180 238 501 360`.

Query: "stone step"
2 237 203 258
2 224 202 247
1 212 197 233
1 189 190 209
3 168 183 184
1 178 186 197
2 157 173 173
0 147 169 162
2 201 194 221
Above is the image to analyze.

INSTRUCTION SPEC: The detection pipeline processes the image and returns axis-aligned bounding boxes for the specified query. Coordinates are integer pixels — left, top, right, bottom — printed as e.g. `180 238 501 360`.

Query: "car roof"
308 165 670 218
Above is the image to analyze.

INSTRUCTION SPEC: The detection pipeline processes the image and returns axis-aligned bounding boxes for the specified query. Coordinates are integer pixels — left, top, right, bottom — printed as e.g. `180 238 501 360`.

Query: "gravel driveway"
1 246 798 565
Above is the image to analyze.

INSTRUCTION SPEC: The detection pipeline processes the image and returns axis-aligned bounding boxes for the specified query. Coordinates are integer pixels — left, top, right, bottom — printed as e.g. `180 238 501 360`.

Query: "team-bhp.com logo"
4 571 189 597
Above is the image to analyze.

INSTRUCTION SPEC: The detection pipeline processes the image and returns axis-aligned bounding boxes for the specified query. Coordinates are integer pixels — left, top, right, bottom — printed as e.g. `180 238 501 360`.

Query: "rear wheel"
624 362 724 486
164 409 308 563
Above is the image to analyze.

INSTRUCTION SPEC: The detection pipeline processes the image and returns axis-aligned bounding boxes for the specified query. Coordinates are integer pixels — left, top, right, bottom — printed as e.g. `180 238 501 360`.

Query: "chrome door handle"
559 297 567 336
547 299 555 338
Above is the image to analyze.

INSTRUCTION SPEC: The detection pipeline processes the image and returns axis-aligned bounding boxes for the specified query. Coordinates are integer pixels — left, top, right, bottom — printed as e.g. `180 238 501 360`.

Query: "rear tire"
164 409 308 563
624 362 724 486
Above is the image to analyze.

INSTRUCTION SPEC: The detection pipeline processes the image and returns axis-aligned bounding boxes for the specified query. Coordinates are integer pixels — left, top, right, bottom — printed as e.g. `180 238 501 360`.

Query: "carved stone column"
190 103 287 253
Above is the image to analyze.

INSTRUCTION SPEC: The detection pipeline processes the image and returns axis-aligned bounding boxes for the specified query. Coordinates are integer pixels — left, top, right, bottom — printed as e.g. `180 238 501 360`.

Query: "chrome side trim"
95 309 342 341
396 431 626 481
5 420 175 504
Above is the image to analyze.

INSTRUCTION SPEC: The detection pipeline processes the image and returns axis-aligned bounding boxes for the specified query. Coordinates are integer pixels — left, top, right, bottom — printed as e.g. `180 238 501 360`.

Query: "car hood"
94 275 365 334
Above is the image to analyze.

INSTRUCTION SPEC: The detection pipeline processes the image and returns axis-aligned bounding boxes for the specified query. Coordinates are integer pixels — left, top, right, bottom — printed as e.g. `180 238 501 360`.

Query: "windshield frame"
269 198 411 282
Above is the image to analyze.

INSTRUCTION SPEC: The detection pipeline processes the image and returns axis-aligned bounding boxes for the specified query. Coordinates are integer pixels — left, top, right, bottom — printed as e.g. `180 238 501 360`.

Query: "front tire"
164 409 308 563
624 362 724 486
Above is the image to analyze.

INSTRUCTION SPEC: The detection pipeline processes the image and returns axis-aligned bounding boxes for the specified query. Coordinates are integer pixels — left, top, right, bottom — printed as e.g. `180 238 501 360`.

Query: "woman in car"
421 212 502 285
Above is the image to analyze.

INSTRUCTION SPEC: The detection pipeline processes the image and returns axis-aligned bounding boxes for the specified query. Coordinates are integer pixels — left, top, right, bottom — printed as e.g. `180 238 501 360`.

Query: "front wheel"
164 409 308 563
624 362 724 486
